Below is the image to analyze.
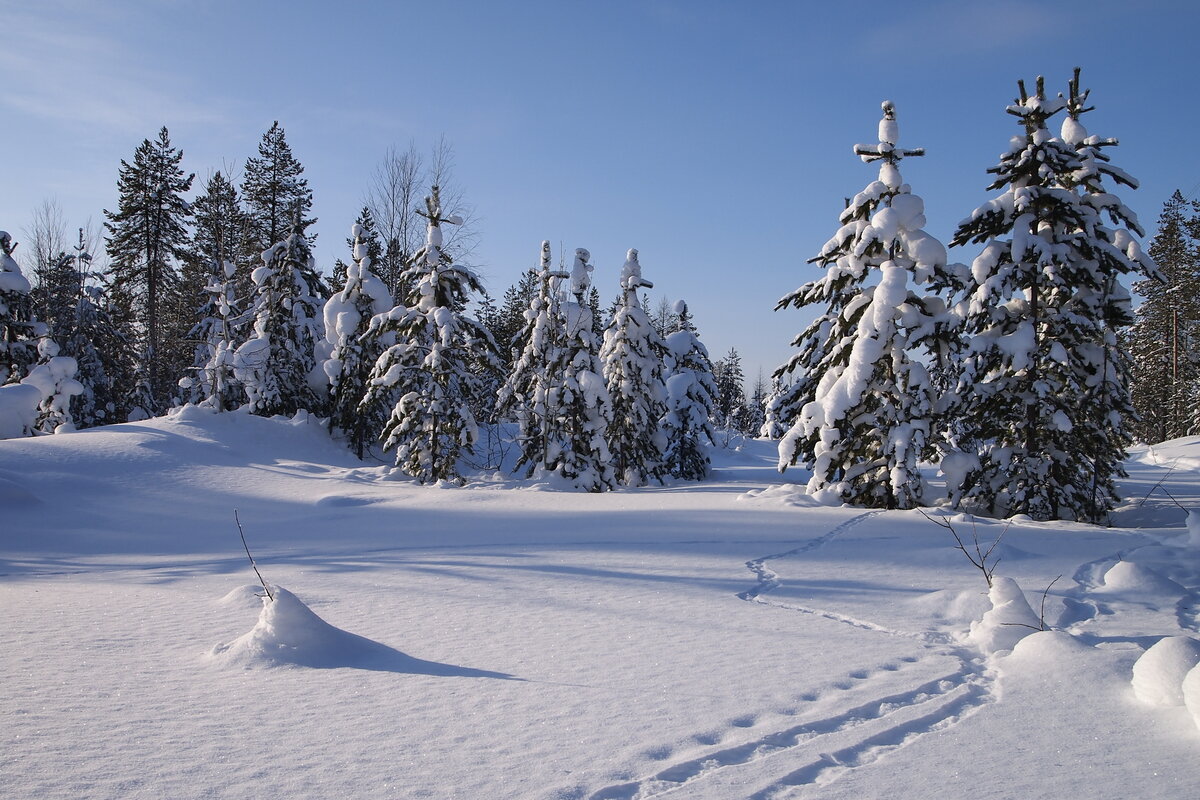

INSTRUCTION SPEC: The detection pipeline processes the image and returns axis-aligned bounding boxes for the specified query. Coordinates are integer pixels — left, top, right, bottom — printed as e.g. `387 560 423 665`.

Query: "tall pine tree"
103 126 194 416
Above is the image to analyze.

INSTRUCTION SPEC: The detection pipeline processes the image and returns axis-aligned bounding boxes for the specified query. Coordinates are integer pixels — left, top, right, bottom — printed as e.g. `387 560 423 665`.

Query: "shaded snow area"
4 408 1200 798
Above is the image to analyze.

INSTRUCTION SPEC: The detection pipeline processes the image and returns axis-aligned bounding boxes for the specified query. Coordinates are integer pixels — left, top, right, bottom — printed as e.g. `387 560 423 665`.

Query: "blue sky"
3 0 1197 382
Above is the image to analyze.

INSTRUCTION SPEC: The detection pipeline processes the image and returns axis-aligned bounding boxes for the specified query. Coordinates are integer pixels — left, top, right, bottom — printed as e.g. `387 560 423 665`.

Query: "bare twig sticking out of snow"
1136 461 1180 508
999 574 1063 633
919 510 1007 589
234 510 273 601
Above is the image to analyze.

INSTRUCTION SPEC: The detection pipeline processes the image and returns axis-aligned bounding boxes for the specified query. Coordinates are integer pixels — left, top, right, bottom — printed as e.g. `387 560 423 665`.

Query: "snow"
4 413 1200 798
1132 636 1200 707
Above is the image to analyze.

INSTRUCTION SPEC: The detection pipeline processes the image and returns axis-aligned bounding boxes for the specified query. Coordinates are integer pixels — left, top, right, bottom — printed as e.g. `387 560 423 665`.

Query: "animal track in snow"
586 655 990 800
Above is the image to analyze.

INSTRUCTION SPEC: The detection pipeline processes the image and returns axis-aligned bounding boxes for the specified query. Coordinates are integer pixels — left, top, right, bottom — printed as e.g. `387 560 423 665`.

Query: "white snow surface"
4 413 1200 799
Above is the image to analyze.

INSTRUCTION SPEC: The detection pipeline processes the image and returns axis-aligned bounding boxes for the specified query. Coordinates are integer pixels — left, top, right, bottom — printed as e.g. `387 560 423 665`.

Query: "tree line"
0 122 761 488
2 69 1188 522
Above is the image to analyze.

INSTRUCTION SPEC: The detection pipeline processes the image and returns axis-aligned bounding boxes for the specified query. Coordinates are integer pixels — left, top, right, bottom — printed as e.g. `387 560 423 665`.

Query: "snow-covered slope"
3 408 1200 799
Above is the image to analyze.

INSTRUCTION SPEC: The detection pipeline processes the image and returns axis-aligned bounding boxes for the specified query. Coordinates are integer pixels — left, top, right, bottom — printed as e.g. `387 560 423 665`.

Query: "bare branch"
234 509 273 601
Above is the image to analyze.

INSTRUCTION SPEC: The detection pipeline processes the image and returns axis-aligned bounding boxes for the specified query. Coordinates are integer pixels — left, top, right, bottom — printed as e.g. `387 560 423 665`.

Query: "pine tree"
103 126 195 416
1128 190 1199 442
363 187 500 484
495 241 573 475
0 230 41 386
601 249 669 486
555 247 616 491
233 216 324 417
661 300 717 479
322 223 394 458
947 75 1155 522
243 122 315 253
775 102 951 509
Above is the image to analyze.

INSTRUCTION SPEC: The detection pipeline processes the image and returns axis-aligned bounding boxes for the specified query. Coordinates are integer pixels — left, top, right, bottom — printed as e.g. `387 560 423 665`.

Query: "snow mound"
210 585 397 669
1131 636 1200 707
1184 663 1200 730
1096 561 1185 597
1005 629 1093 668
210 585 516 679
970 576 1041 654
907 587 992 628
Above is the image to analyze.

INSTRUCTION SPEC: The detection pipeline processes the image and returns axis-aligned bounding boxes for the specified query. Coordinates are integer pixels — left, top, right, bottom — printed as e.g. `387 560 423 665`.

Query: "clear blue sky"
3 0 1197 383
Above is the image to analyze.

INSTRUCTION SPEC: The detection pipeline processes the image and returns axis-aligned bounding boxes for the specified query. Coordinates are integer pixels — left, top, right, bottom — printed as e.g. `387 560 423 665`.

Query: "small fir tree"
495 241 573 476
322 223 394 458
0 230 41 386
233 216 324 417
362 187 500 484
601 249 669 486
661 300 717 479
555 248 616 491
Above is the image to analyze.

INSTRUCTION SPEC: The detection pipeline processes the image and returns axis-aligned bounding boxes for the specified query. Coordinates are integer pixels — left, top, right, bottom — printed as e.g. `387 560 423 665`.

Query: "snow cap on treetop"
879 100 898 146
673 299 688 316
570 248 593 296
620 248 645 289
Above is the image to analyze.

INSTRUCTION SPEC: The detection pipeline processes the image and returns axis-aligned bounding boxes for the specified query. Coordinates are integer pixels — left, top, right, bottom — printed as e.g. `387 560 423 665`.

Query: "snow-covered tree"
103 127 195 415
601 249 668 486
947 75 1155 522
1 230 40 386
774 101 951 509
322 223 394 459
661 300 717 480
554 248 616 491
1056 69 1159 515
181 172 248 411
362 186 499 484
234 217 324 417
495 241 574 476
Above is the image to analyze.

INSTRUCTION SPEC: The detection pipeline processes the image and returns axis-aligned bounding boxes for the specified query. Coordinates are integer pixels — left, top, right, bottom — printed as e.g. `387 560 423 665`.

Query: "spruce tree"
713 348 749 433
233 216 324 417
601 249 669 486
661 300 717 480
183 172 249 410
103 126 195 416
363 187 500 484
1128 190 1199 442
0 230 41 386
948 75 1154 522
243 122 315 252
495 241 573 476
323 223 394 458
555 248 616 491
1058 69 1159 515
775 102 951 509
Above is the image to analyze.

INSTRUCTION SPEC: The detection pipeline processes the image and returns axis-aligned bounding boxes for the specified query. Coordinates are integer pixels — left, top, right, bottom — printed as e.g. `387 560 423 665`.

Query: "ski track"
584 512 994 800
